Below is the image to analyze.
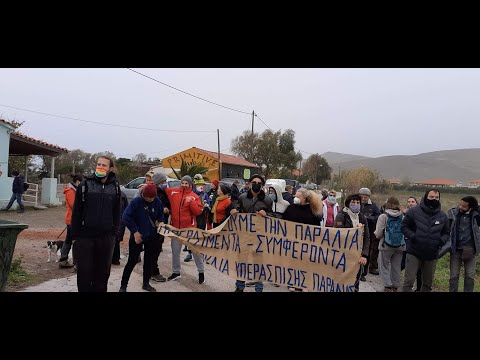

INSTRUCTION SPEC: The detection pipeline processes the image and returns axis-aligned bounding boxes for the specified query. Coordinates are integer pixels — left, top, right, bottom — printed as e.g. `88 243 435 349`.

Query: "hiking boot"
59 260 74 268
234 287 244 292
184 253 193 262
142 284 157 292
151 274 166 282
360 275 366 282
167 273 181 281
119 286 127 292
198 272 205 284
369 269 380 275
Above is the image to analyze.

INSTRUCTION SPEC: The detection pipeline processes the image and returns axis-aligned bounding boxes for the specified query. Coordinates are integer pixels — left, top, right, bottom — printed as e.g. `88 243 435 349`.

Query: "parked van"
265 179 286 192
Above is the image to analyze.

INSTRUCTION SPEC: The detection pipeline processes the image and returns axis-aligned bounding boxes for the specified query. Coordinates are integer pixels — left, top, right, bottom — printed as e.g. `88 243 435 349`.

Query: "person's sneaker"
234 287 244 292
16 209 24 213
167 273 181 281
58 260 74 268
288 287 296 292
151 274 166 282
119 286 127 292
142 284 157 292
198 272 205 284
111 260 121 265
184 253 193 262
360 275 366 282
369 269 380 275
0 208 8 211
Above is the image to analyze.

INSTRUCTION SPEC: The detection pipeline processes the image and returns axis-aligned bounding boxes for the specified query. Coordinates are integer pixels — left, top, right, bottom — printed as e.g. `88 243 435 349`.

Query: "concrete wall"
0 124 12 207
41 178 62 206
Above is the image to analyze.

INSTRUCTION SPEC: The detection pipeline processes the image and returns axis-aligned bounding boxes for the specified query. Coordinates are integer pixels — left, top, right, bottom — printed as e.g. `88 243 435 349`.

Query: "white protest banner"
159 214 363 292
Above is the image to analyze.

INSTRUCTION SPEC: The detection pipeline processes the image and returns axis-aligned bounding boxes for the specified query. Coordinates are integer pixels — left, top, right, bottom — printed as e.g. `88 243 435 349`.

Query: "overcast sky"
1 68 479 160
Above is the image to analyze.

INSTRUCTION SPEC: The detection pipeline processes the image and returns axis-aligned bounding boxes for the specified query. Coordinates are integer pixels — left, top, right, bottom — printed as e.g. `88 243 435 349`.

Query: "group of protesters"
55 155 478 292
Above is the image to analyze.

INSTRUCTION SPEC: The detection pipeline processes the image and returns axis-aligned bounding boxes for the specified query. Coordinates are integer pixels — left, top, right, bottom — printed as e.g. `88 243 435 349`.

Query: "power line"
126 68 252 115
0 104 216 133
254 113 314 156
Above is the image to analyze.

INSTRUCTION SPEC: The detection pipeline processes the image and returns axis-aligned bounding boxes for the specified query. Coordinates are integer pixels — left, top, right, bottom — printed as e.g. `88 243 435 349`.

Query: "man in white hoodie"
267 184 290 218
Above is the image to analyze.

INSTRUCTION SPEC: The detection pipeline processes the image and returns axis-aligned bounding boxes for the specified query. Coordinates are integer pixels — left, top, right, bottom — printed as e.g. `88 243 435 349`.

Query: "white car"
120 176 181 202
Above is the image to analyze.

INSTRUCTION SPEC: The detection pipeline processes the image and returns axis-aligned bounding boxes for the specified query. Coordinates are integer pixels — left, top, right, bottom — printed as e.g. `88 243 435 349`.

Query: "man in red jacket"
165 175 206 284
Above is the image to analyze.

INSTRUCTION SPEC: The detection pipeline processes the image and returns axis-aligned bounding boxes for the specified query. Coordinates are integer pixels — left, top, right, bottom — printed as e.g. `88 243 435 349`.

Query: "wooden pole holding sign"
217 129 221 180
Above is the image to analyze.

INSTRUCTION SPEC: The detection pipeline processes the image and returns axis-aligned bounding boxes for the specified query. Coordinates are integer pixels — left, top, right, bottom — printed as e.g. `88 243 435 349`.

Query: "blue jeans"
236 280 263 292
6 193 24 211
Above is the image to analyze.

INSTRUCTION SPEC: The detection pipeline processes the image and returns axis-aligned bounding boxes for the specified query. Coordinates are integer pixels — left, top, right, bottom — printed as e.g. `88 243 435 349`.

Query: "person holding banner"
230 174 273 292
282 187 322 291
209 182 234 227
334 194 370 292
166 175 206 284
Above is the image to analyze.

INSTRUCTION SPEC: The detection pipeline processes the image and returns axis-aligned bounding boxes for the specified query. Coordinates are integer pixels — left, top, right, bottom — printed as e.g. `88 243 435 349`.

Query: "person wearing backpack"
71 156 121 292
0 170 25 213
374 197 405 292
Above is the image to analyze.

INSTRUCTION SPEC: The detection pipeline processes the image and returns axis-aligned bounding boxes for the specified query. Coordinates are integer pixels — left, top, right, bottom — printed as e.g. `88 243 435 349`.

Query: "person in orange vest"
59 174 84 268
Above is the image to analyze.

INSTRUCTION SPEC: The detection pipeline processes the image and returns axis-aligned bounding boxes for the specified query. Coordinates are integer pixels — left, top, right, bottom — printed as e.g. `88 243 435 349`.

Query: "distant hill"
323 149 480 183
321 152 371 165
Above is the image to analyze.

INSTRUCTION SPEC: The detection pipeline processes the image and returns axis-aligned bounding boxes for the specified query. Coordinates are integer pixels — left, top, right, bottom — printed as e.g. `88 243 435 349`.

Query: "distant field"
372 189 480 292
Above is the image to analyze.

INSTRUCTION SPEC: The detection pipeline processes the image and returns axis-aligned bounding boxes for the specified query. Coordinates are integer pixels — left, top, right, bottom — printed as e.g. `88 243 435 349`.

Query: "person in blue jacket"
119 183 165 292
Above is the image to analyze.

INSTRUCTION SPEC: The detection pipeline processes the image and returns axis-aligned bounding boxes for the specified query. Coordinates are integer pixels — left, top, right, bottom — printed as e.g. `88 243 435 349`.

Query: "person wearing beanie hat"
230 173 272 292
358 187 381 278
152 172 167 185
120 180 165 292
401 188 449 292
208 179 220 204
181 175 193 186
165 174 206 284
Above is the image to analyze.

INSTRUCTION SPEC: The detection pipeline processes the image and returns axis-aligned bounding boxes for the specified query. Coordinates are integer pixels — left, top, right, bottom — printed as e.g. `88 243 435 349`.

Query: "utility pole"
251 110 255 135
72 160 75 174
217 129 221 180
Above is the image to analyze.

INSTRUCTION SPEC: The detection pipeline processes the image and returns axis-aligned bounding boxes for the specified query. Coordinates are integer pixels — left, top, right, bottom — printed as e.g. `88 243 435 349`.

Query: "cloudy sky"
1 68 479 160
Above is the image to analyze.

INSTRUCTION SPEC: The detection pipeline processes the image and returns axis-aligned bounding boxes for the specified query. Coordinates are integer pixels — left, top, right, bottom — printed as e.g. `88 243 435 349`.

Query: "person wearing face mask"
400 196 422 291
209 182 234 227
358 187 381 278
282 187 322 291
446 196 480 292
400 188 449 292
334 194 370 292
321 190 339 227
267 184 290 219
119 183 165 292
71 156 121 292
230 174 273 292
282 185 294 205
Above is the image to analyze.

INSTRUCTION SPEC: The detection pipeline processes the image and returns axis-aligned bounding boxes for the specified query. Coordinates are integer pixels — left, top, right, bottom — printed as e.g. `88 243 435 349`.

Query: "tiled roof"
195 147 259 168
0 118 16 129
10 132 68 153
414 178 457 185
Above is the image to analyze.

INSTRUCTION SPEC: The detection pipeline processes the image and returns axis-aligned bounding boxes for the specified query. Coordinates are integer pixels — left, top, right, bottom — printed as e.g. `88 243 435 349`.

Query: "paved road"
21 237 381 292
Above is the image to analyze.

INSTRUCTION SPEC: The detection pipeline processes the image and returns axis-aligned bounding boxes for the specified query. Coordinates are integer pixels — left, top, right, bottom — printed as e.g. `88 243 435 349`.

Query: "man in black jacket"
71 156 121 292
358 187 381 277
401 188 449 292
1 170 25 213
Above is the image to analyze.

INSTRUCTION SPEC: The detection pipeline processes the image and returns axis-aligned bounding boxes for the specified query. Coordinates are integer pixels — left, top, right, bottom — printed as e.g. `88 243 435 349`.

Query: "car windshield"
168 180 181 187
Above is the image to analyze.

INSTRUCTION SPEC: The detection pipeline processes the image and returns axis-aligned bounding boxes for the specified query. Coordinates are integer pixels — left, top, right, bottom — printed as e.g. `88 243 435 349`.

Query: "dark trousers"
112 222 127 263
151 233 163 276
6 193 24 211
121 237 154 287
364 234 379 274
76 234 116 292
60 225 76 263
